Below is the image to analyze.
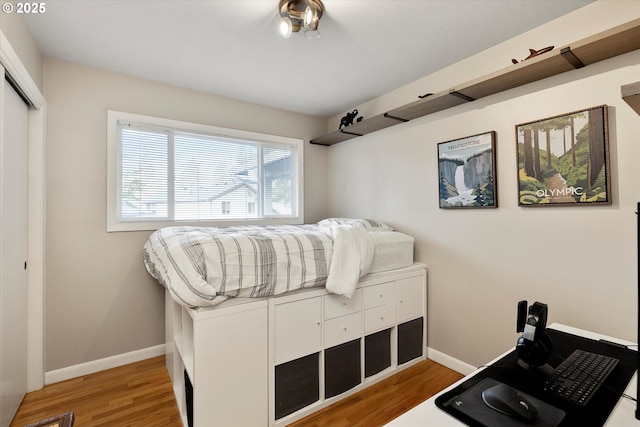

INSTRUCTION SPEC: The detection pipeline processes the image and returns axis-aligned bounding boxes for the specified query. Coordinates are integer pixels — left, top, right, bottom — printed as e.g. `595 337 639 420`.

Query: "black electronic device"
636 202 640 420
516 301 553 370
482 382 539 422
516 300 528 333
543 349 619 406
446 378 566 427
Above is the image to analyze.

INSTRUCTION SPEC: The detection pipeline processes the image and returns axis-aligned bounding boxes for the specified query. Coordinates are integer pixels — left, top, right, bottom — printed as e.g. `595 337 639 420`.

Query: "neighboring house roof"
142 179 256 205
207 180 256 202
141 154 287 205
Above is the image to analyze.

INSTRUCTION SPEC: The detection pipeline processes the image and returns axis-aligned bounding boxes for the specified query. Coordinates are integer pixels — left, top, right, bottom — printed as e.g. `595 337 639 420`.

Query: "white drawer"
363 282 395 309
324 289 362 320
324 312 362 348
398 276 424 322
364 303 396 334
274 296 322 362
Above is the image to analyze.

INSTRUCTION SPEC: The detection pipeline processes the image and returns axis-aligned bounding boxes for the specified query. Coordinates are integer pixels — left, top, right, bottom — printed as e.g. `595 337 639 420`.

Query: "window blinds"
117 121 297 223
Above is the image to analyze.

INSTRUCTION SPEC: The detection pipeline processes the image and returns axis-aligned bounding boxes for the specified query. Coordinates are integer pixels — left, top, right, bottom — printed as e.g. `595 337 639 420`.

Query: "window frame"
107 111 304 232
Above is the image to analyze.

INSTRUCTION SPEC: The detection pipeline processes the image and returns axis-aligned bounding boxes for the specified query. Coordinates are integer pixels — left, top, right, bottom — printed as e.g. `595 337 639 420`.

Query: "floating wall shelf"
311 18 640 146
622 81 640 116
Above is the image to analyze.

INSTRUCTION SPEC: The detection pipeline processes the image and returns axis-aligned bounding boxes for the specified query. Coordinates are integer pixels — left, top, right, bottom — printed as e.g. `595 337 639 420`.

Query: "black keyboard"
543 349 619 406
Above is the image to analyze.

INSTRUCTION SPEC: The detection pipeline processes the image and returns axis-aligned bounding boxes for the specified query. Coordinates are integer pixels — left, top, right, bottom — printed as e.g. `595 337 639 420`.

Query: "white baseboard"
45 344 166 385
45 345 469 386
427 347 476 376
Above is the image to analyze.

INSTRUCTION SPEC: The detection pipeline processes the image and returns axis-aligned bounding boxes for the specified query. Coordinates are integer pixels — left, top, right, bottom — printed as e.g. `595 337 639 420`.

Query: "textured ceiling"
24 0 594 118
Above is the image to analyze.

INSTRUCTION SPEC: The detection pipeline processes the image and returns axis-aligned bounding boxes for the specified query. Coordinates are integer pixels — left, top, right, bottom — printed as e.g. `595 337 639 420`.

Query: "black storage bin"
325 339 361 398
398 317 424 364
184 370 194 427
365 328 391 377
275 353 320 420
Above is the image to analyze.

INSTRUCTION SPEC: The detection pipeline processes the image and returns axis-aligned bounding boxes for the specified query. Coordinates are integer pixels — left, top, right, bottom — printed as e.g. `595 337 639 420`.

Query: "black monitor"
636 202 640 420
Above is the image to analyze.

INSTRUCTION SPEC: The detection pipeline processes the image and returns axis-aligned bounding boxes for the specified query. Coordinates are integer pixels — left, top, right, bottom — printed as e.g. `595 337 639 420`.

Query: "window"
107 111 303 231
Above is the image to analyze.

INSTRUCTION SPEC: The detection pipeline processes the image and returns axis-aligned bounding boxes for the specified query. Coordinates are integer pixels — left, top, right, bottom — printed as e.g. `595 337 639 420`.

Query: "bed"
143 218 414 307
145 218 424 427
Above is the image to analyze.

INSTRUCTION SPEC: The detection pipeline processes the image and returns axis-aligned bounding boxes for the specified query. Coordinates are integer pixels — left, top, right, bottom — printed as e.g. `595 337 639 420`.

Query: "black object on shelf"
398 317 424 365
365 329 391 377
184 370 194 427
325 339 361 398
275 353 320 420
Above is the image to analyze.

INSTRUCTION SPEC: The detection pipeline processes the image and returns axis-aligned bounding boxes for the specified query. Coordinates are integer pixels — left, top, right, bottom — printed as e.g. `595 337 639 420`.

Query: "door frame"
0 30 46 391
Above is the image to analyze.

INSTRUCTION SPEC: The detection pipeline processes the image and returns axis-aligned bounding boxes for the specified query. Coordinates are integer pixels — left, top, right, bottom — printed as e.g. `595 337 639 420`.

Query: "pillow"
318 218 394 231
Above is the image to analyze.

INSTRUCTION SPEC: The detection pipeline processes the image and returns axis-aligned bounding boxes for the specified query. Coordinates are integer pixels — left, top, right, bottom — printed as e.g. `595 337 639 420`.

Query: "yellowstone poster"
438 132 497 209
516 105 610 206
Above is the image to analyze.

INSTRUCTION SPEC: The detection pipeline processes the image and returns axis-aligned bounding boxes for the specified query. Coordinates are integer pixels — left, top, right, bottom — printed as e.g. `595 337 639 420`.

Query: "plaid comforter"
144 223 374 307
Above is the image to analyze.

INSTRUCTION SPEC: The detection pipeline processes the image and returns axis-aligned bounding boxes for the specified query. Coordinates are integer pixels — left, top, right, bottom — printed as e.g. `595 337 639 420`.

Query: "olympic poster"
516 105 610 206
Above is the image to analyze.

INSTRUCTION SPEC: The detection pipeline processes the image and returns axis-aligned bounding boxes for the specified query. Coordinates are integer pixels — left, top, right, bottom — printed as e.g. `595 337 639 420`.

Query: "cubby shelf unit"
165 263 428 427
311 18 640 146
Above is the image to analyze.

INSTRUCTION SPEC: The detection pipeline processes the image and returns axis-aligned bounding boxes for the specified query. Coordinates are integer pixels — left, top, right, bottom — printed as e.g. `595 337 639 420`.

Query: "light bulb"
280 17 293 38
304 6 314 26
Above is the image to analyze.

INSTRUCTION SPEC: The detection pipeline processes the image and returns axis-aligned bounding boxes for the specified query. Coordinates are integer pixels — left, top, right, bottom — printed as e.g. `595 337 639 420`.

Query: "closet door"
0 72 29 426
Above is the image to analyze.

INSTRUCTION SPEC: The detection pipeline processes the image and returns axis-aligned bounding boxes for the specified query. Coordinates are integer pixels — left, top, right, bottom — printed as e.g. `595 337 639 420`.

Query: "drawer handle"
379 294 383 298
316 321 321 326
342 302 348 306
379 316 384 320
343 327 347 331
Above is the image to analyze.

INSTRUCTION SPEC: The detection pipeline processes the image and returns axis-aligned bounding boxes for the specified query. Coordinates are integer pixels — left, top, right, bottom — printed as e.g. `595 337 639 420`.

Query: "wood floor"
289 359 463 427
10 356 181 427
10 356 462 427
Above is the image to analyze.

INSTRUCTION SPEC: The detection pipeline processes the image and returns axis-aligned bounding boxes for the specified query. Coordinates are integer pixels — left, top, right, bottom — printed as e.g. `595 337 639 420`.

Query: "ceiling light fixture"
279 0 324 39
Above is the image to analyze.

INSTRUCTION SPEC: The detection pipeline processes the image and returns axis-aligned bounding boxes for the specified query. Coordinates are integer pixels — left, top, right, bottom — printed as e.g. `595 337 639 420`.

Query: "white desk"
385 324 638 426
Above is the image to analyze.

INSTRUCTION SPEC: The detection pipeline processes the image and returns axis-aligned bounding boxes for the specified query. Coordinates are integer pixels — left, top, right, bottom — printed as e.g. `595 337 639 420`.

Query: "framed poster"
438 131 497 209
516 105 610 206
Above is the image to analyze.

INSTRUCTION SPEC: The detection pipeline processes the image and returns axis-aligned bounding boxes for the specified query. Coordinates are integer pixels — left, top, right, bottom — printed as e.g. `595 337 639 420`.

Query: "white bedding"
369 230 415 273
325 225 374 296
144 219 414 307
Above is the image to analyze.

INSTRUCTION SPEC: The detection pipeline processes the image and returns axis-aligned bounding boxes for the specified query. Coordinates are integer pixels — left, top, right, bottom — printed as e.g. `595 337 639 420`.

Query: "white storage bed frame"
165 262 427 427
149 220 426 426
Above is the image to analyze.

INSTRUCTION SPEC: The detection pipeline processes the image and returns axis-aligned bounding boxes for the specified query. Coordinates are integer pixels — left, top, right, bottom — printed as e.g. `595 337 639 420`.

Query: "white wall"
0 11 42 90
43 59 329 371
32 0 640 376
327 1 640 367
